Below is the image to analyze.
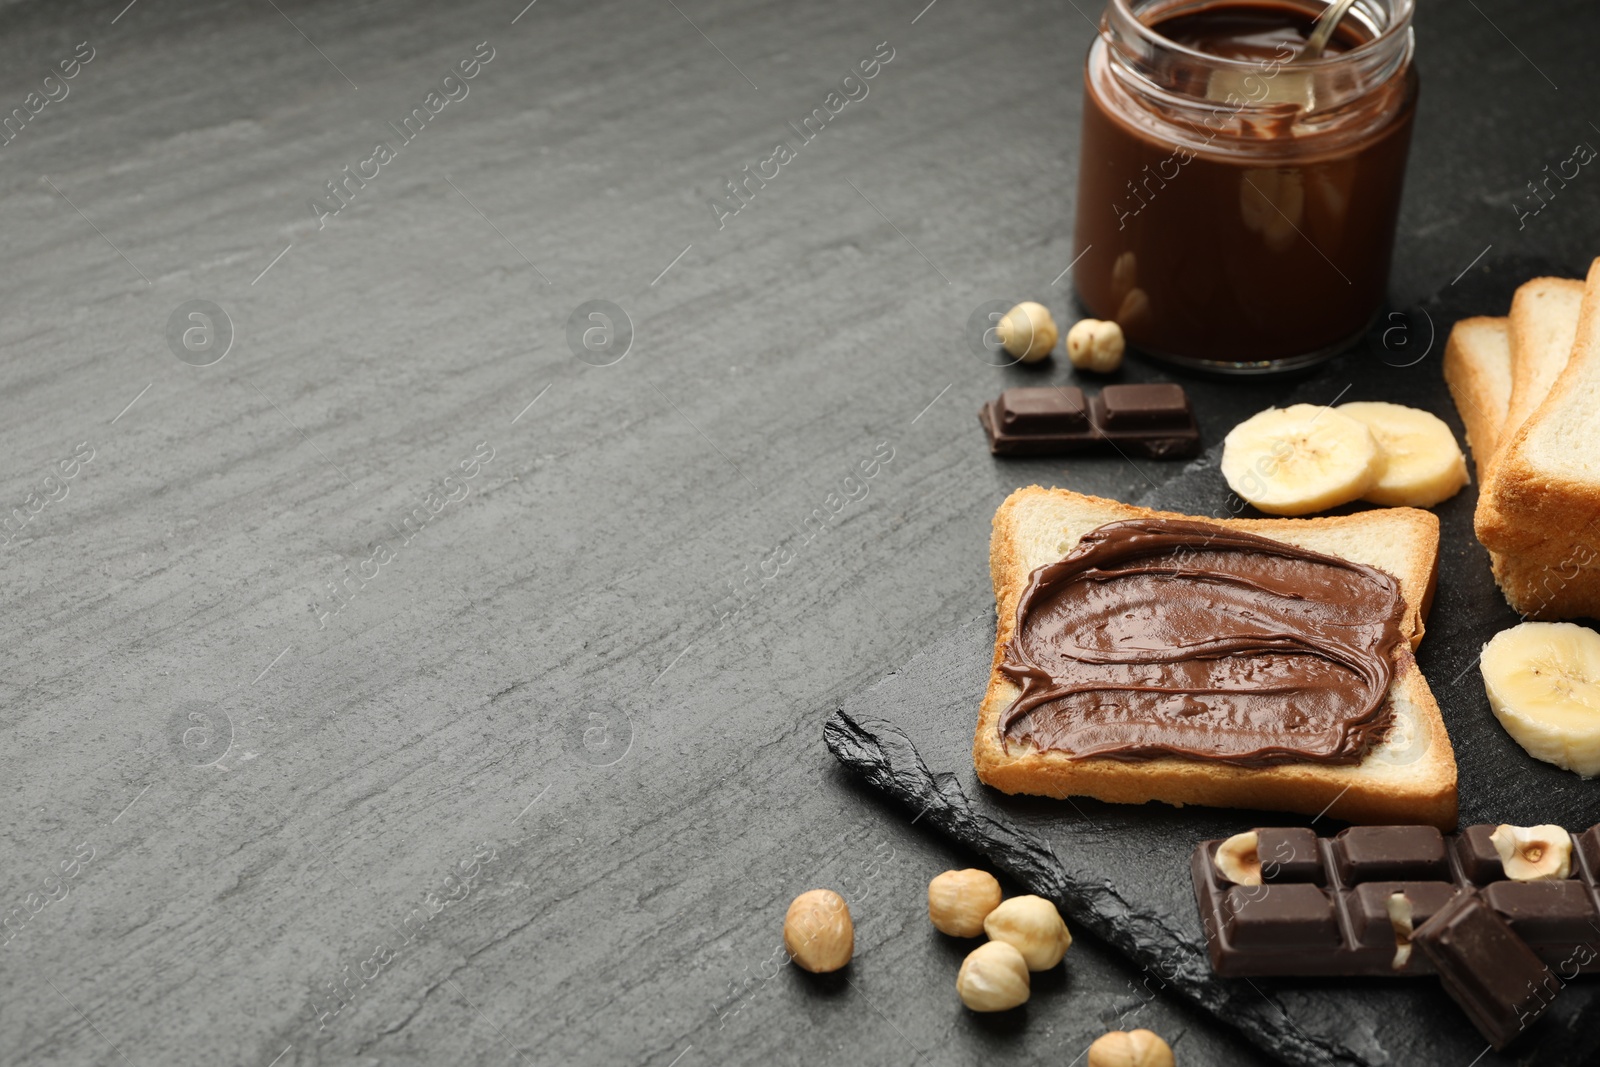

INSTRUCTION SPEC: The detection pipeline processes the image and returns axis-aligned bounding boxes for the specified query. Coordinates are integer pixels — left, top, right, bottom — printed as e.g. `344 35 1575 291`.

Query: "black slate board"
826 258 1600 1066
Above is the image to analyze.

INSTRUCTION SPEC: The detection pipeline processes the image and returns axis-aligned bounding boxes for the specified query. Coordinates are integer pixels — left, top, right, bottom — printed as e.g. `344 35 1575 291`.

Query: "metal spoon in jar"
1207 0 1357 109
1247 0 1359 110
1296 0 1361 62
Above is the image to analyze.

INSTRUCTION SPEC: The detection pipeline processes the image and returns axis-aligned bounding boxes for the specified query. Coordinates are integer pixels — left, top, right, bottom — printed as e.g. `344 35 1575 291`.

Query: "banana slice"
1338 401 1469 508
1480 621 1600 776
1220 403 1380 516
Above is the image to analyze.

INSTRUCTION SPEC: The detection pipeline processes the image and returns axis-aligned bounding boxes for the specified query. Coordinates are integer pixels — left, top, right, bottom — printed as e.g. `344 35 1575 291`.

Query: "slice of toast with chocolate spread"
974 488 1457 829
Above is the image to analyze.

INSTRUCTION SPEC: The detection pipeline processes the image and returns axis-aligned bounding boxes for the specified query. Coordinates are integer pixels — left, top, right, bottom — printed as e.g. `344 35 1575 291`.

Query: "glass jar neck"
1095 0 1414 159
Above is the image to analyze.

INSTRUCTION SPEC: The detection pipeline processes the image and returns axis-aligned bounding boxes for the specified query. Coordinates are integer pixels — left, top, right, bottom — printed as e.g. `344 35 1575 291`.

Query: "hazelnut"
955 940 1030 1011
1212 831 1262 886
981 894 1071 971
1489 824 1573 881
1386 891 1414 971
996 301 1058 362
1087 1029 1175 1067
783 889 853 973
1066 317 1125 373
928 868 1002 937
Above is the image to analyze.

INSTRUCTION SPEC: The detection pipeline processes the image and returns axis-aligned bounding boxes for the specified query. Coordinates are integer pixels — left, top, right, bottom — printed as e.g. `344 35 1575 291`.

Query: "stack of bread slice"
1445 259 1600 619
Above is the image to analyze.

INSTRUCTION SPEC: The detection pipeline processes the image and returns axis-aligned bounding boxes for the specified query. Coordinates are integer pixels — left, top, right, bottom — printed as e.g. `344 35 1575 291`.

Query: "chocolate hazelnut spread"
1072 0 1418 371
998 518 1406 766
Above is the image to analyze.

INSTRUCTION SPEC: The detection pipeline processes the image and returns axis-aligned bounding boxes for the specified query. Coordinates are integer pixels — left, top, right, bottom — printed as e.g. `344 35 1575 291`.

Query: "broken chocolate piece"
979 384 1199 459
1412 890 1561 1049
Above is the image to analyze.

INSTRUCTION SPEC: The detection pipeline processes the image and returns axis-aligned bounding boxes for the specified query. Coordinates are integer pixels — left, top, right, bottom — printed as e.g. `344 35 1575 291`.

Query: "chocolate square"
1223 883 1340 950
1349 882 1459 949
1098 383 1191 430
1483 881 1600 945
1334 825 1448 884
1575 824 1600 881
995 387 1088 434
1255 827 1324 884
1457 825 1506 884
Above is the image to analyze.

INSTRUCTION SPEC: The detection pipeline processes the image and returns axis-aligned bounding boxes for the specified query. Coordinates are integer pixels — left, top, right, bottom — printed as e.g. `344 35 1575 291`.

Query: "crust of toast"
1504 277 1586 446
975 488 1456 829
1489 551 1600 620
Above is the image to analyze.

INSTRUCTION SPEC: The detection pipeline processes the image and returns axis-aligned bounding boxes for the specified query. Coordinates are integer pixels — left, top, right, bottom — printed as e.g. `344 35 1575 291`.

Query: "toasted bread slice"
1504 277 1586 446
975 488 1456 829
1472 260 1600 619
1442 291 1600 617
1439 315 1546 611
1477 276 1588 553
1481 260 1600 560
1442 316 1512 481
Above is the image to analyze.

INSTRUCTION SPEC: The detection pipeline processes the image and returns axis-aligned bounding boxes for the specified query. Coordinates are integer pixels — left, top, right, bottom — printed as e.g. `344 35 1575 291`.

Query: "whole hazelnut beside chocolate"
783 889 853 973
996 301 1058 362
982 894 1071 970
956 939 1030 1011
927 868 1002 937
1066 317 1126 373
1087 1029 1176 1067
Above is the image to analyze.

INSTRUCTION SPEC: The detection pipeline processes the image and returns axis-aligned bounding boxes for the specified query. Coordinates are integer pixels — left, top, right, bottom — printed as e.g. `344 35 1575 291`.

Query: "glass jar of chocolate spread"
1072 0 1417 373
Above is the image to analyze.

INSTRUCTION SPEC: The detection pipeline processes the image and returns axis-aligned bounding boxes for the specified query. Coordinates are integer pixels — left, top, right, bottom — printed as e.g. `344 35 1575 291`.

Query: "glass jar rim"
1102 0 1415 72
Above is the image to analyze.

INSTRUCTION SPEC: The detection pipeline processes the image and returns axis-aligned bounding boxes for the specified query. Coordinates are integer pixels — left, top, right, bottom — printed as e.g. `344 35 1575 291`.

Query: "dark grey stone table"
4 1 1596 1064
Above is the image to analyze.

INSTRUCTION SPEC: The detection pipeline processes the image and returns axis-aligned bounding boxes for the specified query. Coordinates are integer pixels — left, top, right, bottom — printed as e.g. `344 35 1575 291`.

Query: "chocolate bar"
1192 824 1600 977
1191 824 1600 1048
979 383 1199 459
1412 891 1562 1050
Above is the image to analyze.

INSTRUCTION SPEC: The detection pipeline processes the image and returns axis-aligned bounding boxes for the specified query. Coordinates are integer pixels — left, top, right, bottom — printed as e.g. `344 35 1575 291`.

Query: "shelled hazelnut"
927 869 1003 937
956 940 1030 1011
982 895 1072 970
1212 830 1262 886
997 301 1058 362
1490 824 1573 881
1066 317 1125 373
1087 1028 1175 1067
783 889 853 973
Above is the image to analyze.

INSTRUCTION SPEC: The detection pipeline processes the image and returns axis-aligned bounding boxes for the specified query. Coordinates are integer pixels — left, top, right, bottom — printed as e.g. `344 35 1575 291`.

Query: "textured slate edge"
823 709 1357 1067
827 706 1600 1066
